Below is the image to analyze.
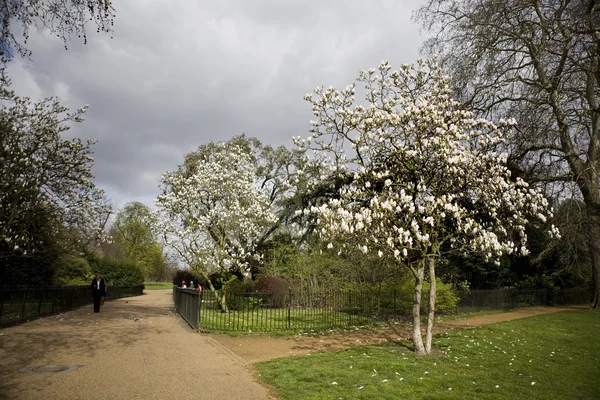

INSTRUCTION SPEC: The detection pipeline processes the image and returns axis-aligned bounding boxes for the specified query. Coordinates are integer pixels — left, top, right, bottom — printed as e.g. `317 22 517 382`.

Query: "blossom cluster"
296 60 557 264
0 86 110 255
155 143 278 274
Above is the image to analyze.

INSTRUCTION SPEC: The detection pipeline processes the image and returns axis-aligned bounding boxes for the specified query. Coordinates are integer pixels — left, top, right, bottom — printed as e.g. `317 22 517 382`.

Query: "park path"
0 290 585 400
0 289 275 400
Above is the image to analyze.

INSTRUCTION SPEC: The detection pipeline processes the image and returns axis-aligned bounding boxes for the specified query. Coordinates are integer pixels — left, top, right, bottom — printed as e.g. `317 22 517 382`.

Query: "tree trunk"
579 176 600 309
585 204 600 309
425 257 437 354
202 273 228 313
412 261 426 355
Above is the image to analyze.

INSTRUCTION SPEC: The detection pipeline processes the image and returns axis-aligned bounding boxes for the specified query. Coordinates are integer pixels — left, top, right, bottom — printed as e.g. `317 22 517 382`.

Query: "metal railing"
0 285 144 328
172 287 201 329
456 288 589 312
170 286 589 333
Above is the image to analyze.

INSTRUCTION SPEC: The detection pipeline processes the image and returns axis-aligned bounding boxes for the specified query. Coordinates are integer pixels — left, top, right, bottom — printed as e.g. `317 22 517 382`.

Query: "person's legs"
93 296 100 312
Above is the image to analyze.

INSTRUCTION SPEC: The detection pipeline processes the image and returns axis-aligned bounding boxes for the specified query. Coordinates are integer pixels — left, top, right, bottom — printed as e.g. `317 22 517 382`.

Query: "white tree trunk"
425 257 437 354
412 262 426 355
202 273 228 313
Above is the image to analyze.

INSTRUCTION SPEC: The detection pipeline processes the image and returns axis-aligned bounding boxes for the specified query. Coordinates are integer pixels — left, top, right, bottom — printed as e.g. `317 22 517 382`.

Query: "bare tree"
0 0 116 58
415 0 600 308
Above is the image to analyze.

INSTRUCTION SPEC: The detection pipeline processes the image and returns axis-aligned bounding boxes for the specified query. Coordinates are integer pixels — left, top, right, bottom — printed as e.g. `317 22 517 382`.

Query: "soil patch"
211 306 585 364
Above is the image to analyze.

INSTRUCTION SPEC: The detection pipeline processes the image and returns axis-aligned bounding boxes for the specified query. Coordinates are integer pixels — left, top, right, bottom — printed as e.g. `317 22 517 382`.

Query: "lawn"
200 308 375 333
255 310 600 399
143 282 174 290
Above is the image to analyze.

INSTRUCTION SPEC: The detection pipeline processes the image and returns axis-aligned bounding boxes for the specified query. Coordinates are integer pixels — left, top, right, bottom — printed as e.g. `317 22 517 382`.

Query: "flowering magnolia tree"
155 138 284 312
296 60 558 355
0 72 111 269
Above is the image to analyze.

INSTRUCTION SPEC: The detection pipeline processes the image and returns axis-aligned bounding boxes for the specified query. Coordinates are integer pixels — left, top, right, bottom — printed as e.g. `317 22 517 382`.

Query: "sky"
9 0 426 211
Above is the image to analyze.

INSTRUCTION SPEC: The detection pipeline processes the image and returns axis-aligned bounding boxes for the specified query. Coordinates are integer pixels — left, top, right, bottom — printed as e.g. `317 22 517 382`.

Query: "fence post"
198 291 202 330
287 290 292 330
38 290 43 318
0 291 4 327
20 288 28 320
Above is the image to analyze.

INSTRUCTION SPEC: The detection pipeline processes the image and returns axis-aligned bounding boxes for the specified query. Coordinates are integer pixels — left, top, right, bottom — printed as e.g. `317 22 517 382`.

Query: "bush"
52 255 92 286
254 276 290 292
339 278 459 317
396 278 459 315
86 254 144 286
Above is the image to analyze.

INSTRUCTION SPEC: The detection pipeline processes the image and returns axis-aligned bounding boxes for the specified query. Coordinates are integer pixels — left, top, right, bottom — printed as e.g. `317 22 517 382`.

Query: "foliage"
52 255 92 286
415 0 600 308
156 135 307 311
0 71 110 262
254 276 291 293
157 138 277 277
110 202 168 280
172 268 204 287
86 253 144 286
223 276 255 293
0 0 116 58
256 310 600 400
297 60 554 354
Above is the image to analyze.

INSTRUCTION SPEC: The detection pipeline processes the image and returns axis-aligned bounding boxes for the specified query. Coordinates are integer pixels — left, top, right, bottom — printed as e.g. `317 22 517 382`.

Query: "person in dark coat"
91 274 106 313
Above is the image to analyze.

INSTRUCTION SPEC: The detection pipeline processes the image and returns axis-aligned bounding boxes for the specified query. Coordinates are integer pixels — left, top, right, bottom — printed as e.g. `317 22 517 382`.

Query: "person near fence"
91 274 106 313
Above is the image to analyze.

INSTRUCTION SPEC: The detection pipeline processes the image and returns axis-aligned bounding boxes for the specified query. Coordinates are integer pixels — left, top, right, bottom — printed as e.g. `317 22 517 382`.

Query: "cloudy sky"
9 0 426 211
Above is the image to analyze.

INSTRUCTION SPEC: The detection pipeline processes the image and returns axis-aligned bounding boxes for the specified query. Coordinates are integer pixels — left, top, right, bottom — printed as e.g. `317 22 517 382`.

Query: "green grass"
255 310 600 399
143 281 174 290
200 308 375 333
434 309 509 322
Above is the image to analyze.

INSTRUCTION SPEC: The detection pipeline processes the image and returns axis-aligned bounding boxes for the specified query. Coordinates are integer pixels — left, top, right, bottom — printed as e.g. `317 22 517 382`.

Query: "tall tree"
0 72 110 283
111 201 164 278
415 0 600 307
0 0 115 57
299 60 553 354
156 137 289 311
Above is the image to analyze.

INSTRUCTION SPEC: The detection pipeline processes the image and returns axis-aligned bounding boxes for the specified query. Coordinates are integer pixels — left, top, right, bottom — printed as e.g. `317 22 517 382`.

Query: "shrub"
395 278 459 315
339 278 459 317
52 255 92 286
86 254 144 286
254 276 290 293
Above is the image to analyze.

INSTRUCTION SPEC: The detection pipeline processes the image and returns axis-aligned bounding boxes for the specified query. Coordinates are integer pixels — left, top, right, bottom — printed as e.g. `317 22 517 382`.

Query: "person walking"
91 274 106 313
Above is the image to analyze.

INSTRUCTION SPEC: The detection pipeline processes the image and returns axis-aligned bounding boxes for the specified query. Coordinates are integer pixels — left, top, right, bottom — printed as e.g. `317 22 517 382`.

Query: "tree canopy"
298 60 554 354
0 0 116 57
415 0 600 308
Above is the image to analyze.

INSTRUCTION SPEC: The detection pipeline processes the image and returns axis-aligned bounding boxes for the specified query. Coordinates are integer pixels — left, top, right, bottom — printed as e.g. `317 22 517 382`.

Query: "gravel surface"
0 290 275 400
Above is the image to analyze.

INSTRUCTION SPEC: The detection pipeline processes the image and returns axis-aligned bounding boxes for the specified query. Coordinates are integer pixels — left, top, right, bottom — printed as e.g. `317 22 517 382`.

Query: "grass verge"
143 282 174 290
255 310 599 399
200 308 375 333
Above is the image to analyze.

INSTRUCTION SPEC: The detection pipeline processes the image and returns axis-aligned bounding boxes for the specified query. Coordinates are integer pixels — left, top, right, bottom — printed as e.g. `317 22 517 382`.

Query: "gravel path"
0 290 274 400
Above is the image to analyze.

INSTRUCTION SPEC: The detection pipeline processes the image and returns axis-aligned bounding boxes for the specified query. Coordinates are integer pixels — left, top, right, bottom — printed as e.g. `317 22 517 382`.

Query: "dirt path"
0 290 274 400
212 305 586 364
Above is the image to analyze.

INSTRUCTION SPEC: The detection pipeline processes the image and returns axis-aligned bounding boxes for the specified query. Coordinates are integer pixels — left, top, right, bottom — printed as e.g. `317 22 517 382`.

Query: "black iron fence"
456 288 590 312
0 285 144 328
172 287 201 329
171 286 589 333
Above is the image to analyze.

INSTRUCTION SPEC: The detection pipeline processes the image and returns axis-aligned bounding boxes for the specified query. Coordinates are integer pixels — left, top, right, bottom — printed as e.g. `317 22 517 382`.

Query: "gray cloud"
8 0 426 209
